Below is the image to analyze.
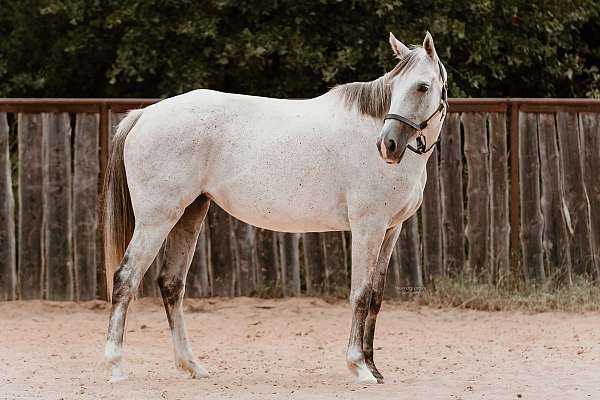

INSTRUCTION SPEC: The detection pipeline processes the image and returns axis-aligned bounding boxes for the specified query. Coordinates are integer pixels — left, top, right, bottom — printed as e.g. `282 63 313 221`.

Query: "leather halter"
383 60 449 155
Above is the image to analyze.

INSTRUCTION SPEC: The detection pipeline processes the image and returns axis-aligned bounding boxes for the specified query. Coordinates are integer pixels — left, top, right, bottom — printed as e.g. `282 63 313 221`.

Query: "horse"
103 31 448 384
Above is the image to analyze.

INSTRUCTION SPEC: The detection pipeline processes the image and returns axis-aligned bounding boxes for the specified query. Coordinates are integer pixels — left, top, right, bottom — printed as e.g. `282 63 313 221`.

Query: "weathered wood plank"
489 113 510 283
396 214 423 287
0 113 16 300
302 232 324 295
538 113 572 283
209 206 235 296
43 113 74 300
73 113 99 300
256 229 280 295
463 112 491 280
439 113 465 276
277 233 301 296
323 232 349 297
519 112 544 281
18 114 44 299
186 223 211 297
232 220 256 296
557 112 595 277
421 143 442 283
579 112 600 277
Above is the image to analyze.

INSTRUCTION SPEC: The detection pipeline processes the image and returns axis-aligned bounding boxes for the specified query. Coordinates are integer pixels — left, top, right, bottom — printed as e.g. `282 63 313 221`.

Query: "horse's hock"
0 98 599 301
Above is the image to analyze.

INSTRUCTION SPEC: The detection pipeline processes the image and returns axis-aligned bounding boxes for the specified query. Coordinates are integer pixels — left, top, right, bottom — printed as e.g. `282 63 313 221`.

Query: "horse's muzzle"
376 124 410 164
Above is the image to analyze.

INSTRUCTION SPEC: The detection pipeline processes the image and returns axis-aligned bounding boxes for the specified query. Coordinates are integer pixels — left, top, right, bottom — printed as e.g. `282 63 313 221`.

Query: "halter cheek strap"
383 60 448 155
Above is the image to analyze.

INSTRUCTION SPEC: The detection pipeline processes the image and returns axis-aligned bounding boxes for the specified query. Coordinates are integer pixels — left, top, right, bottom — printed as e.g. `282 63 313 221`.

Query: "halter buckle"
416 133 427 153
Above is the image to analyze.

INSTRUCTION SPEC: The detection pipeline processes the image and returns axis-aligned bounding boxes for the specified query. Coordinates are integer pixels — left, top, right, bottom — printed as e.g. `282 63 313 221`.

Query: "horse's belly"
207 183 350 233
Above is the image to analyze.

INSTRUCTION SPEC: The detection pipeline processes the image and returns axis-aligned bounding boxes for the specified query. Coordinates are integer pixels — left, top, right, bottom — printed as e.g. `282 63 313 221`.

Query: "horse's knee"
350 285 372 317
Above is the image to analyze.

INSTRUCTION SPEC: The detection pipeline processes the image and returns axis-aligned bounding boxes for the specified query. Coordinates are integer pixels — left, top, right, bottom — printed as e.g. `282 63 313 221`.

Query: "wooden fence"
0 99 598 301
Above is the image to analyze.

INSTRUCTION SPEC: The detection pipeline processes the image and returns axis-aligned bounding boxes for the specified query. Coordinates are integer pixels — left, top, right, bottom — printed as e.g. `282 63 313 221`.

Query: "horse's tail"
103 109 143 301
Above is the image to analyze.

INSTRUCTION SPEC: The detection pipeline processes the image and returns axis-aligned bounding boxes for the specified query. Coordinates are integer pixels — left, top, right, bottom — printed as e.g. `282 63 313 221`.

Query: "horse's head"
376 32 448 164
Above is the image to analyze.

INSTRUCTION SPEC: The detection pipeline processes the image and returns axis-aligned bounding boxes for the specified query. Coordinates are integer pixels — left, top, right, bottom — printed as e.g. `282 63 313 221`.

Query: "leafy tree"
1 0 599 99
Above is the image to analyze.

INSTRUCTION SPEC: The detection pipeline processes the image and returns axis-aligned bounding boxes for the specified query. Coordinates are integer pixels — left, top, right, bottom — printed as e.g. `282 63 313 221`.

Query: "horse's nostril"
388 138 397 153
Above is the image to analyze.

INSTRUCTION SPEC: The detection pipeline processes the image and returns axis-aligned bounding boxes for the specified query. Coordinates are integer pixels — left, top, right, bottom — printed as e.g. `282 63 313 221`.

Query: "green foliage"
1 0 599 98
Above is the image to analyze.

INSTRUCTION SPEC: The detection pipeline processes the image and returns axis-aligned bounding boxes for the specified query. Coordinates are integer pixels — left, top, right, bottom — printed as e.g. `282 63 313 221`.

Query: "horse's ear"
423 31 438 60
389 32 410 59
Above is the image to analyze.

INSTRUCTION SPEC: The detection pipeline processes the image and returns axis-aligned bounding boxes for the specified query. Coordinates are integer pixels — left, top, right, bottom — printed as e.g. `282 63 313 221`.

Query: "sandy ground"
0 298 598 400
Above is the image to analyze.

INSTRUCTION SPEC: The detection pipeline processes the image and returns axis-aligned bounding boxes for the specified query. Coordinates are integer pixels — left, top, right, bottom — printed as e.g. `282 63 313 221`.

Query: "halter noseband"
383 60 449 155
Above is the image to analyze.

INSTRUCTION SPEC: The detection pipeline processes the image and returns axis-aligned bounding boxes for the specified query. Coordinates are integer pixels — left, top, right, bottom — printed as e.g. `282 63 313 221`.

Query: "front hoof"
356 367 378 385
108 365 127 383
348 360 378 385
177 359 209 379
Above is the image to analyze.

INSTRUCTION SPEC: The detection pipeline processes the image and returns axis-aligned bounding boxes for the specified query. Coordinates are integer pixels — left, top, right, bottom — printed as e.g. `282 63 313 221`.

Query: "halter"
383 60 449 155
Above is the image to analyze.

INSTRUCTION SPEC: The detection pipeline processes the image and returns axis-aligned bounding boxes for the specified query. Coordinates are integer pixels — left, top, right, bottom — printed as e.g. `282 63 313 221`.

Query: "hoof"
177 359 209 379
356 367 378 385
348 360 378 385
108 364 127 383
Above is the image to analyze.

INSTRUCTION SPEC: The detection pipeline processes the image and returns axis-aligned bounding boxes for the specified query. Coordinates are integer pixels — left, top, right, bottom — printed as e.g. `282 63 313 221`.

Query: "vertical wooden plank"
0 113 16 300
519 112 544 281
489 113 510 283
209 205 235 296
43 113 74 300
73 113 99 300
579 112 600 277
463 112 491 280
231 220 256 296
322 232 349 297
421 142 443 283
97 106 109 300
277 233 300 296
510 104 521 278
557 112 595 277
256 229 280 295
396 215 422 287
186 223 211 297
302 233 324 295
538 113 572 283
18 114 44 299
439 113 465 276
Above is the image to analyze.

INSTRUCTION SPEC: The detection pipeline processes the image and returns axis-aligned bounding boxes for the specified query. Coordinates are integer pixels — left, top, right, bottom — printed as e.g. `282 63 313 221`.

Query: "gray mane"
331 48 425 119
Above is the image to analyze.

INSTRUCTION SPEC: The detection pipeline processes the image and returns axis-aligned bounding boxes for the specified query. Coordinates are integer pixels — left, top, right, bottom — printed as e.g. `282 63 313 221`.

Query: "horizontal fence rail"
0 98 598 301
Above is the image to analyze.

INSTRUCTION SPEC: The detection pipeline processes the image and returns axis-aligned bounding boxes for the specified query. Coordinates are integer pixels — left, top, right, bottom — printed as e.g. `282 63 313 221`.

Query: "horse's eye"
417 83 430 92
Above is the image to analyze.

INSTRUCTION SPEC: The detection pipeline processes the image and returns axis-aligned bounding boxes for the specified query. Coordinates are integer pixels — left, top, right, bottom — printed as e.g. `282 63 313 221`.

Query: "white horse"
104 31 448 384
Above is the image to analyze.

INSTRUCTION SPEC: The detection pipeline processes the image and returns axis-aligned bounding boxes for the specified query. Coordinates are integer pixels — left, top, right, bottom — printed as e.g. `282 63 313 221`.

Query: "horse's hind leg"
363 225 401 383
158 195 210 379
105 211 182 382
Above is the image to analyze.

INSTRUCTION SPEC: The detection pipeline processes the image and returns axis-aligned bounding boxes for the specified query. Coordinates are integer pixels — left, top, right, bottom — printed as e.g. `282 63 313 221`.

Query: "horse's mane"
331 47 424 119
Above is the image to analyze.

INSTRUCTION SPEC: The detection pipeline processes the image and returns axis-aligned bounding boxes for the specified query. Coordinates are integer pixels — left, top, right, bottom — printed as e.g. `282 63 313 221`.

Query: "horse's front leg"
363 224 402 383
347 220 387 384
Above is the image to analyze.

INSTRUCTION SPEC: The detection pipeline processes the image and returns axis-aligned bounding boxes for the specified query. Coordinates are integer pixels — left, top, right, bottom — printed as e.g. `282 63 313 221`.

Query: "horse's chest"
386 174 426 227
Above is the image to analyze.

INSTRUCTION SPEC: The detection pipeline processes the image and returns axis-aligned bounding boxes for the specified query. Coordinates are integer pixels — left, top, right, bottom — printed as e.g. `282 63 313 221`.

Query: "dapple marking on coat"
103 32 448 384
